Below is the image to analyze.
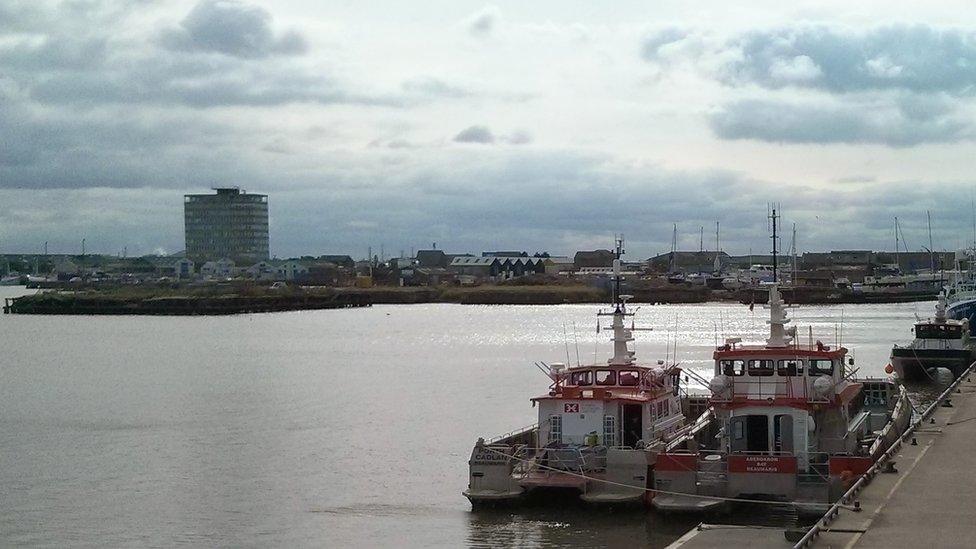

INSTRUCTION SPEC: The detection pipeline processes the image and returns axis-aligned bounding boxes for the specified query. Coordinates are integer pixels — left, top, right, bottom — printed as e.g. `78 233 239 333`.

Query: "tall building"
184 187 269 263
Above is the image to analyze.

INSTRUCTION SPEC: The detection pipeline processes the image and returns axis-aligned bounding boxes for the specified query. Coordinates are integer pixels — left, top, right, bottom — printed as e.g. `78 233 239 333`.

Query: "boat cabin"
534 363 683 449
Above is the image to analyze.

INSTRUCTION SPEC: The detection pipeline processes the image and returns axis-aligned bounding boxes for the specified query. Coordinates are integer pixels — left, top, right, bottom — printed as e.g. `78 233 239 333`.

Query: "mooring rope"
477 445 854 510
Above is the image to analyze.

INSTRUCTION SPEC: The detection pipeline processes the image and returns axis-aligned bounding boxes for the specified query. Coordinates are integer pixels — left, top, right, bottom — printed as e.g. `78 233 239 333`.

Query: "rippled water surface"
0 287 941 547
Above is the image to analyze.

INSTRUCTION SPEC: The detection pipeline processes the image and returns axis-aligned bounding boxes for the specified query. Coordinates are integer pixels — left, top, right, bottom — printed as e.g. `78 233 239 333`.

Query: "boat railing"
511 445 607 475
486 423 538 445
712 376 812 402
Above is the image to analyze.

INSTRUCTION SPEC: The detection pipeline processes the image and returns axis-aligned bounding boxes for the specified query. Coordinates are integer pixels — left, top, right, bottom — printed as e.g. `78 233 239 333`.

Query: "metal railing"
485 423 537 445
792 359 976 548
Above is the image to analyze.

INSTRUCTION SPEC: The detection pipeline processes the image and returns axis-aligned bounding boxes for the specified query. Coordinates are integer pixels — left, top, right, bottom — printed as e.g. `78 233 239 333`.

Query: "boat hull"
891 348 974 380
946 297 976 325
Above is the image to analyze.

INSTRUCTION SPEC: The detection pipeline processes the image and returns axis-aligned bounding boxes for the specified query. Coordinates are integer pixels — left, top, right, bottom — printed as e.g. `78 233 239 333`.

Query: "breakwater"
3 291 370 315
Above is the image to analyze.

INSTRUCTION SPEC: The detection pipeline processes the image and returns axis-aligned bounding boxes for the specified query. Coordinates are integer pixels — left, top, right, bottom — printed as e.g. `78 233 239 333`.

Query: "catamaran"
463 238 689 506
891 293 975 381
651 285 912 513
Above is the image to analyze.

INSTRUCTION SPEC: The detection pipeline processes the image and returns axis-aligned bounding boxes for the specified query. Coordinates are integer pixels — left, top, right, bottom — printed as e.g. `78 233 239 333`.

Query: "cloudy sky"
4 0 976 259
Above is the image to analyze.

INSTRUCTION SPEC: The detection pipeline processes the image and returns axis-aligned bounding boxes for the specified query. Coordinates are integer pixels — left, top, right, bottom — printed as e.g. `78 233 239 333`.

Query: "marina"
1 283 970 548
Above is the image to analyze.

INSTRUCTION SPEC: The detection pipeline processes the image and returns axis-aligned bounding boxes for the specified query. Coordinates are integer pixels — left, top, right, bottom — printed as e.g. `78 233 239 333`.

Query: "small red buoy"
885 364 894 374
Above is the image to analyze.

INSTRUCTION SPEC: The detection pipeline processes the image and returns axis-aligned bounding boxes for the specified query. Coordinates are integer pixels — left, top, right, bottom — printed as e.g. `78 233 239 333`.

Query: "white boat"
945 251 976 324
0 274 23 286
891 293 975 381
651 285 912 513
464 239 688 507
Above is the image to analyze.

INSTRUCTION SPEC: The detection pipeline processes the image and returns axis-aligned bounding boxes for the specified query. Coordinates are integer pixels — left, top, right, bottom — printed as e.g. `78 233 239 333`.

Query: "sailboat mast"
928 210 934 273
894 217 899 271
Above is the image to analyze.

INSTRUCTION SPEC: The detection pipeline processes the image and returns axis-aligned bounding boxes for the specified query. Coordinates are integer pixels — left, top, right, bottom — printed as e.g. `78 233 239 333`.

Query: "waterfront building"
184 188 269 263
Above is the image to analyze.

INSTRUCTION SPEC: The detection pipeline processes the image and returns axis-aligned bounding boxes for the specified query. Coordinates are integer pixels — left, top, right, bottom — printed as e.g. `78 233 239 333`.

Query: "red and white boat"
464 239 689 506
652 285 911 513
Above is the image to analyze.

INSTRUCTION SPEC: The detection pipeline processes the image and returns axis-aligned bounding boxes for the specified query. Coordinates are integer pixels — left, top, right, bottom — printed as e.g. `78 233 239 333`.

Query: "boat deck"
518 471 587 489
668 368 976 549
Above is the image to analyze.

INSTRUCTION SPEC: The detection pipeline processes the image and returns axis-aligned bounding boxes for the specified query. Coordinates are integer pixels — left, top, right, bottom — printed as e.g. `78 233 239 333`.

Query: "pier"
669 361 976 549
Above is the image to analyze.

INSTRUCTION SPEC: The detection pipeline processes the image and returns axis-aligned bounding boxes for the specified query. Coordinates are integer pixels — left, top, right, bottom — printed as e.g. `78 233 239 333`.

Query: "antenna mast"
613 234 625 308
769 206 779 283
927 210 934 273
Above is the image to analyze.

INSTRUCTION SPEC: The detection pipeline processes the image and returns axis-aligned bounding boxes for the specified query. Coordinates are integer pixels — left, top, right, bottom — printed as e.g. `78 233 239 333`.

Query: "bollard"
911 437 918 446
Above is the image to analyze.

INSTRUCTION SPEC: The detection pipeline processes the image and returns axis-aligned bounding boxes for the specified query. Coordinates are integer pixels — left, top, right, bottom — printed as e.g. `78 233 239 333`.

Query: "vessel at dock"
463 238 692 507
891 293 975 381
652 284 912 514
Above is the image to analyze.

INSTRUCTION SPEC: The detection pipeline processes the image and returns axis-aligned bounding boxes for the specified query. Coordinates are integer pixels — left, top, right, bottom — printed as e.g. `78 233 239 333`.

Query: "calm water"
0 287 940 547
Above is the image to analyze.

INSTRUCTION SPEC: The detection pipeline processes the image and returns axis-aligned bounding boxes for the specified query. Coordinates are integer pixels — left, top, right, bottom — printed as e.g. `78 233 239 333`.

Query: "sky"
4 0 976 259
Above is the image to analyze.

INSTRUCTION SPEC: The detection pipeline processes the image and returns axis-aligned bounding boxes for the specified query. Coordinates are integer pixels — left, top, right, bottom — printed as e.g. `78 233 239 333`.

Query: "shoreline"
3 283 938 315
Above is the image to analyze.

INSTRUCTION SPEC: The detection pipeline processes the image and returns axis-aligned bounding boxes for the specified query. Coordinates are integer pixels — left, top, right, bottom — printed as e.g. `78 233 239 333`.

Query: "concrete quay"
669 363 976 549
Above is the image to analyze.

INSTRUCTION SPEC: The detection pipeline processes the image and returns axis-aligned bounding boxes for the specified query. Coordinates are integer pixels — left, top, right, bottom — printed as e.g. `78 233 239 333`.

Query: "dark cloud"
0 1 395 110
720 25 976 94
160 0 307 58
466 6 499 36
454 125 495 144
708 96 970 146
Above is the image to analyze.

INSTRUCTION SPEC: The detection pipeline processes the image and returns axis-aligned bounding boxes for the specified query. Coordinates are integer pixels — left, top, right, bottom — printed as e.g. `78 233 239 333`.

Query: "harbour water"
0 287 944 547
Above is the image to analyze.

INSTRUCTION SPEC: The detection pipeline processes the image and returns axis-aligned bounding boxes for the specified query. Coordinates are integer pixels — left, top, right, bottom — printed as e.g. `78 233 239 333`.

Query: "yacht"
651 285 911 513
464 240 688 507
891 294 975 381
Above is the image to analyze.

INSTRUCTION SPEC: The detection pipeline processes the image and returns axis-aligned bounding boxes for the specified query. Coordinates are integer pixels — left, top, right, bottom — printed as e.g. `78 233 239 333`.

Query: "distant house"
416 250 447 268
276 260 308 281
648 251 731 273
400 266 454 286
389 257 419 270
174 258 194 279
482 251 528 257
449 256 548 280
245 261 276 281
794 270 834 288
201 258 236 279
317 255 355 269
574 249 615 269
543 256 575 274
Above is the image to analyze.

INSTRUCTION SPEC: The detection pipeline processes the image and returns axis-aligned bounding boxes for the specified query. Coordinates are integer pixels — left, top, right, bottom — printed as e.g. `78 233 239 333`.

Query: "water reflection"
466 505 697 548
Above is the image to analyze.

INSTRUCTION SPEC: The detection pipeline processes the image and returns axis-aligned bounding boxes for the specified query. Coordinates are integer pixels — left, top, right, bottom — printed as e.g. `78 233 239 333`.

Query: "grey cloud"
0 1 396 110
160 0 307 58
721 25 976 94
401 77 471 99
1 145 973 258
505 130 533 145
641 27 690 61
466 5 499 36
709 97 970 146
454 125 495 144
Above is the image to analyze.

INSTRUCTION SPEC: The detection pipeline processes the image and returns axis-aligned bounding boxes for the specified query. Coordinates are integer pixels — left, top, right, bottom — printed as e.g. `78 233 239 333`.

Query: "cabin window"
619 370 639 386
595 370 616 386
809 359 834 376
747 359 775 376
571 370 593 386
916 324 962 339
721 360 746 376
656 400 665 418
777 360 803 376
